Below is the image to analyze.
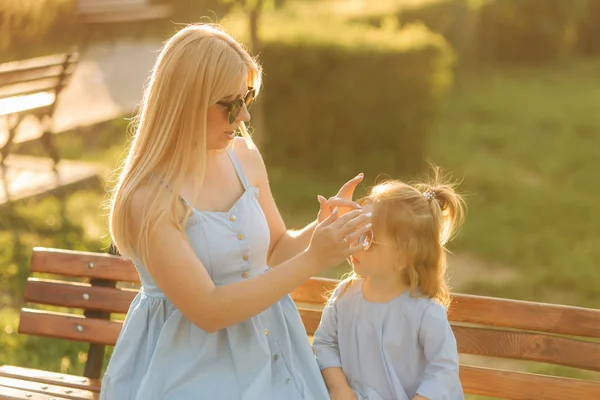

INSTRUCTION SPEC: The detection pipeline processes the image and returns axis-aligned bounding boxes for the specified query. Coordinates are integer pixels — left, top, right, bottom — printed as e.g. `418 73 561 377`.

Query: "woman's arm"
240 140 363 266
130 187 370 333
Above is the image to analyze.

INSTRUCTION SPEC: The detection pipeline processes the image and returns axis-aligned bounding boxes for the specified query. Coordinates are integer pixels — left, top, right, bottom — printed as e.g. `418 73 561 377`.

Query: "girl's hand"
317 173 364 222
306 209 371 271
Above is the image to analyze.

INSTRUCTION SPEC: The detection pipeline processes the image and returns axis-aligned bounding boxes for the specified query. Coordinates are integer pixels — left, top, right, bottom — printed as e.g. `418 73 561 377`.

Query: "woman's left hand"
317 173 364 223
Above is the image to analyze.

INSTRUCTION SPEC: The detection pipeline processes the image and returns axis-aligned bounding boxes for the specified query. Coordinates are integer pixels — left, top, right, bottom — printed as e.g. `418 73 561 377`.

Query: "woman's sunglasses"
217 87 256 124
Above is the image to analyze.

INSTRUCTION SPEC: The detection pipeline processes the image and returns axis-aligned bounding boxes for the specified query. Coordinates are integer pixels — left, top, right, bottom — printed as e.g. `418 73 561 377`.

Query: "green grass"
430 59 600 308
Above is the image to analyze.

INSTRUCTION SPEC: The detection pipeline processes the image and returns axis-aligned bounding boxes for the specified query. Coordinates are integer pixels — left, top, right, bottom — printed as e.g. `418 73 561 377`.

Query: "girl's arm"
313 286 356 398
415 303 462 400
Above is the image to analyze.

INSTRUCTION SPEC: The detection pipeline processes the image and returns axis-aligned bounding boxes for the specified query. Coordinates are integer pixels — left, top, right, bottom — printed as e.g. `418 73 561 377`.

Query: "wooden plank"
0 54 76 75
293 277 600 339
80 6 172 24
0 93 54 116
0 377 98 400
0 64 76 88
449 294 600 339
291 277 337 305
454 325 600 372
299 308 321 335
24 279 137 314
0 385 67 400
18 309 122 346
460 365 600 399
300 307 600 371
0 156 103 206
0 92 56 117
29 248 138 283
0 79 62 101
77 0 150 12
0 366 100 393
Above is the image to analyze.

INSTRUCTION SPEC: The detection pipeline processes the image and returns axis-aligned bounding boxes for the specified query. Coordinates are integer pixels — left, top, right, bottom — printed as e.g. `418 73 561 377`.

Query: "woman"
101 24 371 399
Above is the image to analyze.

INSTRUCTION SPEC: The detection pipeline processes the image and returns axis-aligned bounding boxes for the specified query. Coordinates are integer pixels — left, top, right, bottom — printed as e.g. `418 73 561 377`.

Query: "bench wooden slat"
0 385 68 400
290 277 337 305
79 5 172 24
450 294 600 339
298 308 322 335
77 0 152 11
0 54 77 75
0 366 101 393
0 94 54 117
300 308 600 371
301 278 600 338
0 64 76 88
18 309 122 346
76 0 172 24
0 79 68 101
30 248 139 283
460 365 600 399
454 325 600 372
24 279 137 314
0 377 98 400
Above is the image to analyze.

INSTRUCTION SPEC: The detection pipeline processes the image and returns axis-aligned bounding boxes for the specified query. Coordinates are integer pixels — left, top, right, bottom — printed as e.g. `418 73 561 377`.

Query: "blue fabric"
313 280 464 400
101 149 329 400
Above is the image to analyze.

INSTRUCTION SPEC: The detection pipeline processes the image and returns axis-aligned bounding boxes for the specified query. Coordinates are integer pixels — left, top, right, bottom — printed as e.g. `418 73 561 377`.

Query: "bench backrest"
20 247 600 398
76 0 151 14
0 53 78 102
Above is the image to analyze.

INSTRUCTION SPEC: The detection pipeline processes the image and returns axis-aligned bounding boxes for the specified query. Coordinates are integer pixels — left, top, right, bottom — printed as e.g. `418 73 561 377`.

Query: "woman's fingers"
336 173 364 199
319 207 340 228
332 210 372 238
326 196 361 210
329 209 364 231
344 241 369 256
343 222 372 243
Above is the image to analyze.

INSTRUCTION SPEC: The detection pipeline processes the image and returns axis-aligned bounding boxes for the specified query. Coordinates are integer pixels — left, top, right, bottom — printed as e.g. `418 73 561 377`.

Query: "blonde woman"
101 24 371 399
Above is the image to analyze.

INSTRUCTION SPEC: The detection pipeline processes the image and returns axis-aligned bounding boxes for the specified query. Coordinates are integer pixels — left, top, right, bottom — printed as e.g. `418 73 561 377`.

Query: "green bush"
349 0 479 63
354 0 475 53
256 19 454 178
476 0 578 63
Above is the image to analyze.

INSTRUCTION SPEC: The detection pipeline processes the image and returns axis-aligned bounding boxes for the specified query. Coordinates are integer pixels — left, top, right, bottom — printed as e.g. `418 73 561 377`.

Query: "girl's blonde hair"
108 24 262 264
335 167 465 308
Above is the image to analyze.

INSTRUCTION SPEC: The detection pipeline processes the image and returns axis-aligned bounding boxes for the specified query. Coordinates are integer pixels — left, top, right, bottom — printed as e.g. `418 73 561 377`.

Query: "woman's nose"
237 104 251 123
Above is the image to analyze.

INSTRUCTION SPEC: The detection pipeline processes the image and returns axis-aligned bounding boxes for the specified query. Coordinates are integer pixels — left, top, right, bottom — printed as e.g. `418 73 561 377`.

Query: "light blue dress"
313 279 464 400
101 149 329 400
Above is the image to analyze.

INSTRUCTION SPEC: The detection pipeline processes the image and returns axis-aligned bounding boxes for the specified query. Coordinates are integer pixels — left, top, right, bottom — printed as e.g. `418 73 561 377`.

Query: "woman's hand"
317 173 364 223
306 208 371 271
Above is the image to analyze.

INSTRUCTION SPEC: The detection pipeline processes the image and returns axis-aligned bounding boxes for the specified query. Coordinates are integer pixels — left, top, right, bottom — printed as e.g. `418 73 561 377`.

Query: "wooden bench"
0 52 79 176
1 247 600 399
76 0 172 24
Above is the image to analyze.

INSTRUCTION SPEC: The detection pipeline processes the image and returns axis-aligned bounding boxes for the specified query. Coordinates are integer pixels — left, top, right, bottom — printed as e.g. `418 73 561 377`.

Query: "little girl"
313 173 466 400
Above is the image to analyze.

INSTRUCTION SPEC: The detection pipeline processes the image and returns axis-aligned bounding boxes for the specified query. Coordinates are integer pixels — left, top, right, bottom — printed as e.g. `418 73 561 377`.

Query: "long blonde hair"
108 24 262 264
336 168 465 308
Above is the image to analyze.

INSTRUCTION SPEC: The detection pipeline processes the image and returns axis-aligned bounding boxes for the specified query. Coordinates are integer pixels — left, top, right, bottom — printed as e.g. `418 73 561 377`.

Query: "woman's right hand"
306 208 371 270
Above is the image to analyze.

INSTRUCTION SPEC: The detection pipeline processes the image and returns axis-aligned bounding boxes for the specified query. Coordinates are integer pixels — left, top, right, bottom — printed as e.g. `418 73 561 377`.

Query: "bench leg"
0 115 21 167
39 123 60 173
